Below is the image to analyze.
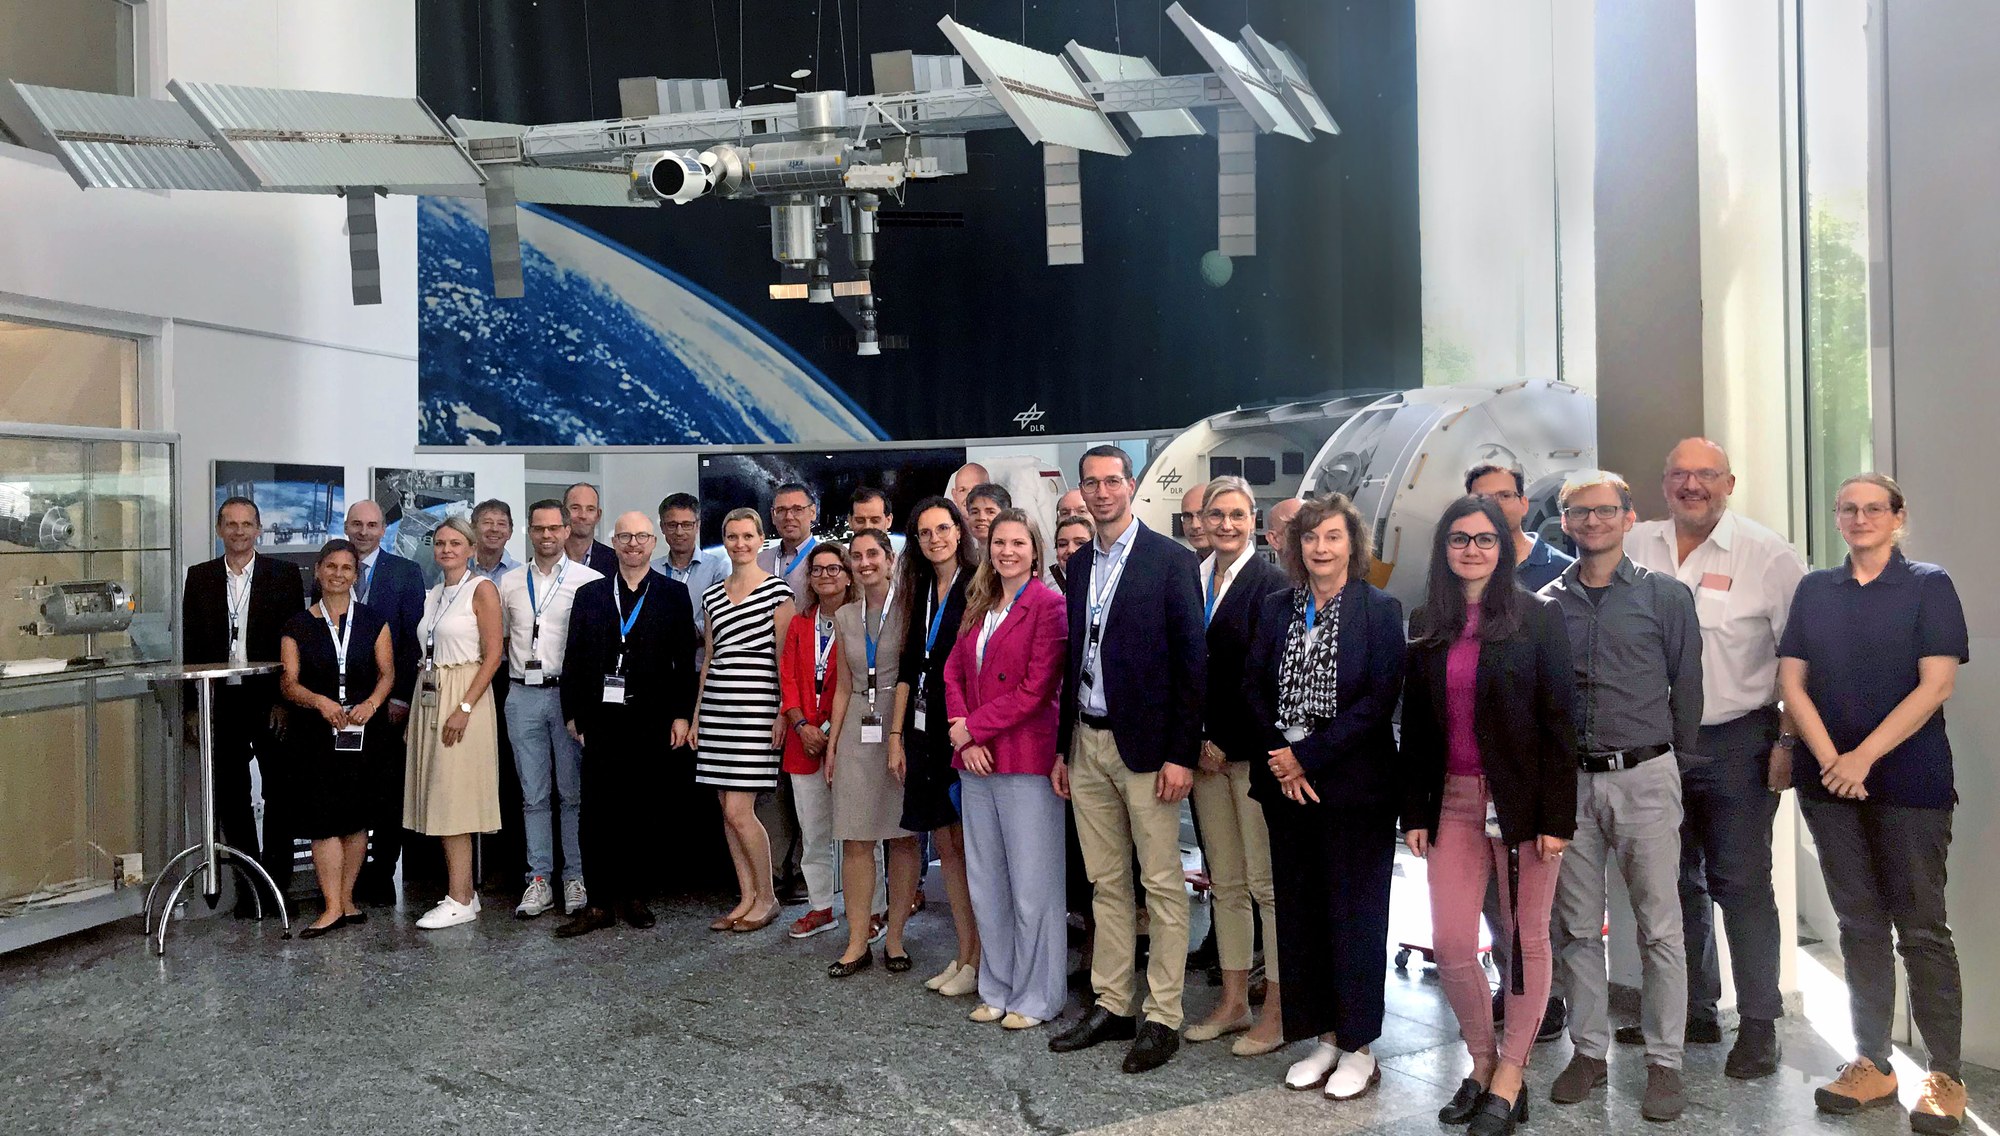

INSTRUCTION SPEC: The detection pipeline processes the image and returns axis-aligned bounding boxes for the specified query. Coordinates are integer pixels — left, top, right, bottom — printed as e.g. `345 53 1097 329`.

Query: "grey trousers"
1554 755 1687 1068
1679 708 1784 1025
960 772 1070 1023
1800 798 1962 1079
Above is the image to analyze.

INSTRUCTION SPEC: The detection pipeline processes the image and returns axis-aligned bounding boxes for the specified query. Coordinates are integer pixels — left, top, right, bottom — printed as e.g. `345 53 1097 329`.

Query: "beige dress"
404 575 502 836
830 598 913 841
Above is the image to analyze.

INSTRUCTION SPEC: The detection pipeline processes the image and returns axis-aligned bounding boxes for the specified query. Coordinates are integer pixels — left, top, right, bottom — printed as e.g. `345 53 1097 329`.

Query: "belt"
511 674 560 685
1079 712 1113 731
1578 742 1669 772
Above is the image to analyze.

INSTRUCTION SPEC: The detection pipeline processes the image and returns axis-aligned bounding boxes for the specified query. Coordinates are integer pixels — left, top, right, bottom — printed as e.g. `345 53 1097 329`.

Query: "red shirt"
779 604 842 774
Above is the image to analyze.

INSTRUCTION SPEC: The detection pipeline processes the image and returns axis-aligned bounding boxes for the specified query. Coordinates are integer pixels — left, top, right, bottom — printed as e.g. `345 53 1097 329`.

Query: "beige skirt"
403 661 501 836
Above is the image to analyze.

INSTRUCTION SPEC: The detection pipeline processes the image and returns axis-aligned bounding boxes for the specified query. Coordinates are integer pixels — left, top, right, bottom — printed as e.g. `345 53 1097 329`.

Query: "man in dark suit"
342 499 429 903
563 482 620 577
181 496 305 913
556 511 698 935
1048 445 1207 1074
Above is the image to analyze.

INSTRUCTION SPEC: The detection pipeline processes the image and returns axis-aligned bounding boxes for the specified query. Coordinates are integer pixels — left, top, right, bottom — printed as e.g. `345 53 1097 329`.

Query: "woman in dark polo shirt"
1778 473 1969 1135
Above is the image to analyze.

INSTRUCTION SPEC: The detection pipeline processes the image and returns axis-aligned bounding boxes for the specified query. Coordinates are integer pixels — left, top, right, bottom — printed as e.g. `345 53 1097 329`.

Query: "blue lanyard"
614 581 648 641
1204 569 1220 626
814 615 836 688
923 571 956 658
1304 591 1336 632
780 537 818 580
862 582 895 672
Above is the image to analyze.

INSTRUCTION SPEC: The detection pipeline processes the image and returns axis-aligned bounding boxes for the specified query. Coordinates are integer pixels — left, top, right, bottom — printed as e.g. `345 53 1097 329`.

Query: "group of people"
183 441 1971 1134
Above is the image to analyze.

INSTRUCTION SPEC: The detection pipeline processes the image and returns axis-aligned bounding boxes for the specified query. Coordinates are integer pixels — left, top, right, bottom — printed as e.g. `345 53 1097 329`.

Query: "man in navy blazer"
1049 445 1207 1074
182 496 306 913
341 500 429 902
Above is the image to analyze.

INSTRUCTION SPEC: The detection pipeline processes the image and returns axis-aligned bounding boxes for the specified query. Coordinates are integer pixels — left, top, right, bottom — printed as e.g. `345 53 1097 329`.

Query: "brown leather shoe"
1548 1054 1607 1104
1814 1057 1899 1114
1641 1063 1686 1122
553 905 615 939
1911 1071 1967 1134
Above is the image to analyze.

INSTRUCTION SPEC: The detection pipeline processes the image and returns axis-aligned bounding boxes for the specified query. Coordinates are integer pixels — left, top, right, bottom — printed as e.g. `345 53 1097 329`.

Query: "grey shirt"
1540 555 1703 755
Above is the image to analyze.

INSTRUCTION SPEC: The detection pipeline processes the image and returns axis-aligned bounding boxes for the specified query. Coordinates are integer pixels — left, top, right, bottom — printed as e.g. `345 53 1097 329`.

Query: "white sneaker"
1285 1041 1342 1090
925 960 962 991
1324 1048 1379 1100
416 895 481 929
937 963 980 998
515 877 554 919
969 1003 1005 1023
563 878 587 915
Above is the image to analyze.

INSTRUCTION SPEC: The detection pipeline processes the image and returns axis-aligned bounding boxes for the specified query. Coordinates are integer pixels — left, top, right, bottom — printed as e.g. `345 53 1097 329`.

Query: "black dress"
282 603 391 841
898 571 970 832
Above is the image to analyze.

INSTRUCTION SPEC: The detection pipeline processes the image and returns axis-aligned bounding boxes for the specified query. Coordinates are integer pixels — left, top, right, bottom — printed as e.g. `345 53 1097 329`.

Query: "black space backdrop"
416 0 1420 442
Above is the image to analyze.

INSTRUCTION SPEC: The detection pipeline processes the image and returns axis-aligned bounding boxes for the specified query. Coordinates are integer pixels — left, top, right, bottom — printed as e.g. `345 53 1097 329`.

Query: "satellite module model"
0 5 1336 355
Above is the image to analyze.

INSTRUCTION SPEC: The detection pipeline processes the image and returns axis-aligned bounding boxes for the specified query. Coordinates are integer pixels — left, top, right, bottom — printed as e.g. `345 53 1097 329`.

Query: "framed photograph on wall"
371 467 476 586
212 461 344 569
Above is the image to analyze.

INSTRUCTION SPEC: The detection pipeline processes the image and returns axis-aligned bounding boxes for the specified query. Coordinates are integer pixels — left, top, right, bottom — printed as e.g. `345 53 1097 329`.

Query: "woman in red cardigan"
778 542 854 939
945 509 1070 1030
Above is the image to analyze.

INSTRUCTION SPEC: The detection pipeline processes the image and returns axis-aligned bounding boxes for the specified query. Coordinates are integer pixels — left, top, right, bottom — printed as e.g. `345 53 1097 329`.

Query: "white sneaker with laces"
937 963 980 998
563 878 587 915
1324 1048 1379 1100
416 895 481 929
515 877 554 919
1285 1041 1342 1090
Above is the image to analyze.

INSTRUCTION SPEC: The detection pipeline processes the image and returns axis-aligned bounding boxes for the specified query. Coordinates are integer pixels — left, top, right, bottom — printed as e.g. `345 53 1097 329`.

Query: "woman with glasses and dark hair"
1243 493 1406 1103
1400 496 1578 1134
826 527 915 976
1779 473 1970 1133
890 495 983 995
778 542 856 940
280 539 396 938
692 507 798 934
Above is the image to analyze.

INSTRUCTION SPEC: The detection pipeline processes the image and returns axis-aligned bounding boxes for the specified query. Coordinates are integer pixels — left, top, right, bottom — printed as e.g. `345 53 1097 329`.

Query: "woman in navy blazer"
945 509 1070 1029
1243 493 1407 1102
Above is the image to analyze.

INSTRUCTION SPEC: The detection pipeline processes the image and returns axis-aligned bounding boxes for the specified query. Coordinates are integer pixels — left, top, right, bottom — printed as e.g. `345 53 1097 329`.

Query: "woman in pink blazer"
945 509 1070 1030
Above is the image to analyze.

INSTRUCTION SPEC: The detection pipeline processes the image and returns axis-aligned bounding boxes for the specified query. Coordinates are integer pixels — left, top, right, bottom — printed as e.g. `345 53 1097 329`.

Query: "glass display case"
0 422 178 950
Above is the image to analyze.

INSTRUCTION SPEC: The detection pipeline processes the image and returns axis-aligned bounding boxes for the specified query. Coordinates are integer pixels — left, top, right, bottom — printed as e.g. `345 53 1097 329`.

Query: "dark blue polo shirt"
1518 535 1576 592
1778 550 1969 808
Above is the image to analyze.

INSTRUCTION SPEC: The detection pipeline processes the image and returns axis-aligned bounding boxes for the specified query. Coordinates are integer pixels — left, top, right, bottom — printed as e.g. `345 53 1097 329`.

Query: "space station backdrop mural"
414 0 1421 448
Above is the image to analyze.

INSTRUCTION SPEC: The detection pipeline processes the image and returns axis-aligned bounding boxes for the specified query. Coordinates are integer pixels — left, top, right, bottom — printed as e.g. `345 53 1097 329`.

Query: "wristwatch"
458 701 474 715
1774 733 1798 750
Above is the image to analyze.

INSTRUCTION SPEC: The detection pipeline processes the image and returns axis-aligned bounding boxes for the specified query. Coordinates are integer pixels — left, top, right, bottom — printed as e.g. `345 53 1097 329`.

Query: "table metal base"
141 842 291 955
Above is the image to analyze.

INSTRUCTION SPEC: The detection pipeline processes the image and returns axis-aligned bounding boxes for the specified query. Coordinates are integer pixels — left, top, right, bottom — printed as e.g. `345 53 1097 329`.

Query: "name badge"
911 690 928 734
602 674 626 704
1483 797 1503 841
419 671 439 709
860 714 883 745
334 724 366 752
524 658 545 687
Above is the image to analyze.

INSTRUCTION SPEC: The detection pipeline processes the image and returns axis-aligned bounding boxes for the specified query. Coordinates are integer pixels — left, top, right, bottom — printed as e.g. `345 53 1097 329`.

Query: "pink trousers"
1427 774 1563 1068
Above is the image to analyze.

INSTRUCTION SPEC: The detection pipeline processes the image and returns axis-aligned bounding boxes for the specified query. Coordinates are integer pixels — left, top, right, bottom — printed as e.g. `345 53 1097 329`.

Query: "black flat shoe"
884 953 912 973
298 919 345 940
828 953 874 978
1440 1077 1486 1125
1467 1088 1529 1136
340 912 368 926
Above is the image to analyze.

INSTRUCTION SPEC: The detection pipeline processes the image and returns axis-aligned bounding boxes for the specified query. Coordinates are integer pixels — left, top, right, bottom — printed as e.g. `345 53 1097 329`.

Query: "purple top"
1445 608 1484 777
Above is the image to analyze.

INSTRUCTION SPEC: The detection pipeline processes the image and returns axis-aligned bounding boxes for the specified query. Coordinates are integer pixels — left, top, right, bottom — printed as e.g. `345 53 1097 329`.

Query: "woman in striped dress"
692 507 799 933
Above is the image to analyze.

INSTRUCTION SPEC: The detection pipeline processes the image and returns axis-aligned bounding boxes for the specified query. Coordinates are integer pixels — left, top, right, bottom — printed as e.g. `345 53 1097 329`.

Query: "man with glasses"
470 499 521 582
1623 439 1805 1080
1050 445 1207 1074
1178 482 1210 556
1542 471 1702 1122
497 501 602 919
756 482 819 903
562 483 619 577
652 492 728 653
555 512 697 935
1468 462 1573 590
1057 487 1088 525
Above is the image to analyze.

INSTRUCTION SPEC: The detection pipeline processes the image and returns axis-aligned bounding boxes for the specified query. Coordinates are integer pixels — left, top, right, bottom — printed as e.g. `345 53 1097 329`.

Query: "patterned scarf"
1277 585 1343 730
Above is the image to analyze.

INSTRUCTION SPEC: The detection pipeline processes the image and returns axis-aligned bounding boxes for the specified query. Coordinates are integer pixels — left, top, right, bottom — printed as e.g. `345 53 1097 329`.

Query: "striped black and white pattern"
694 575 793 790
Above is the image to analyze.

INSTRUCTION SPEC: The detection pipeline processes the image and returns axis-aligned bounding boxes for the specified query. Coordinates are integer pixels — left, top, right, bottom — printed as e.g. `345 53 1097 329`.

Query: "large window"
1798 0 1875 566
0 318 141 430
0 0 141 101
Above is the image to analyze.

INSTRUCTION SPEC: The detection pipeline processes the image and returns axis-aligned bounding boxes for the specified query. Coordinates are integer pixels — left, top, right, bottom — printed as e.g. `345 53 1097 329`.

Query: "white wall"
0 0 527 561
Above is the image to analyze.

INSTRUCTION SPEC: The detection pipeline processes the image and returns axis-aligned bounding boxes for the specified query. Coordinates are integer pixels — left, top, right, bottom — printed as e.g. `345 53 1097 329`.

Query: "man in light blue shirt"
651 493 729 643
470 499 523 583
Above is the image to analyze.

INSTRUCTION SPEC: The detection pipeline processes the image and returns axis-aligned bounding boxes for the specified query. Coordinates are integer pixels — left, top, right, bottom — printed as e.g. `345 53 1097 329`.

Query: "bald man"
949 462 990 512
1179 483 1209 555
1265 497 1303 566
344 499 431 903
1057 487 1087 524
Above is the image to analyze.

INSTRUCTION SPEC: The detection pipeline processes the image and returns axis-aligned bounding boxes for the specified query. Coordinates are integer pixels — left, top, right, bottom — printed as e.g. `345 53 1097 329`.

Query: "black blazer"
182 554 305 699
355 551 427 704
1400 593 1579 845
1242 581 1406 809
897 570 969 760
560 570 698 734
1203 552 1289 763
1058 521 1206 772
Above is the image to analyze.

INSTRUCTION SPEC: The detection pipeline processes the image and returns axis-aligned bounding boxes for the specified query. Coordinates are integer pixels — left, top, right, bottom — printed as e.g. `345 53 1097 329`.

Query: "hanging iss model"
0 5 1336 355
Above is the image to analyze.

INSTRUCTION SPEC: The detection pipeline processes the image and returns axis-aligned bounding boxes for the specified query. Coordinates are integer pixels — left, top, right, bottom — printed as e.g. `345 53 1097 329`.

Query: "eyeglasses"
1665 468 1727 484
611 532 657 546
917 522 957 540
1836 502 1895 520
1203 508 1254 525
808 564 848 577
1563 504 1626 523
660 520 698 532
1477 490 1523 504
772 504 814 517
1078 476 1127 493
1178 511 1199 524
528 523 567 535
1446 532 1501 550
